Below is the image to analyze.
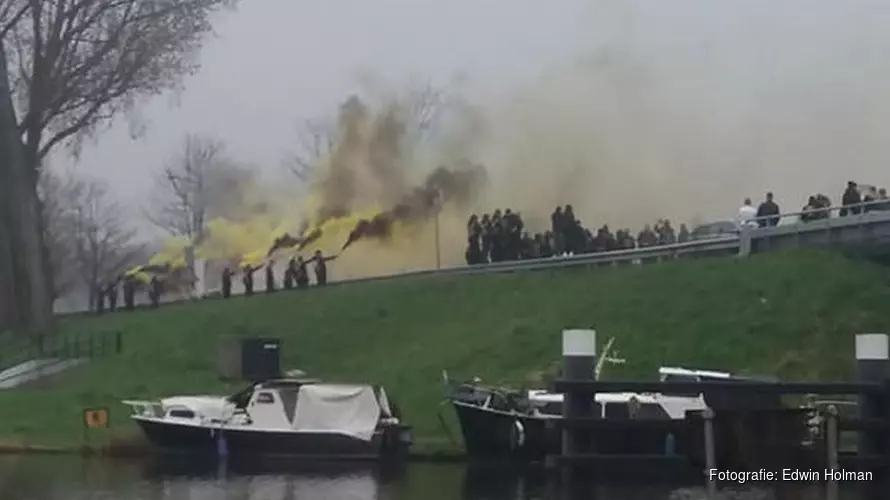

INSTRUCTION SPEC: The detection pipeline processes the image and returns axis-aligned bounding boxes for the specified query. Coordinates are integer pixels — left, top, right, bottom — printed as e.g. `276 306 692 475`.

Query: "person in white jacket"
737 198 758 229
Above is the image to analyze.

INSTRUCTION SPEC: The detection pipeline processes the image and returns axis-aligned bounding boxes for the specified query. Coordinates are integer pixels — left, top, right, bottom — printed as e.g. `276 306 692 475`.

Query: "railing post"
115 331 122 354
738 226 751 257
855 334 890 464
561 328 597 484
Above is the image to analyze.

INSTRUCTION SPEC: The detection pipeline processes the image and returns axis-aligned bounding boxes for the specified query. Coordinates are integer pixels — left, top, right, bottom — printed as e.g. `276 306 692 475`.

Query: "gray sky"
59 0 593 230
55 0 890 238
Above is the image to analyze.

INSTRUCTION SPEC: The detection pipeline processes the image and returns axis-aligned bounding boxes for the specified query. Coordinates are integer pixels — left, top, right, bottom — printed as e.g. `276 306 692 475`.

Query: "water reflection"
0 455 870 500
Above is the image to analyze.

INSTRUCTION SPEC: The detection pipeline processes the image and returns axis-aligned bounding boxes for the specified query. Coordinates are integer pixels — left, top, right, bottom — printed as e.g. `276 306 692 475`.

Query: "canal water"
0 455 866 499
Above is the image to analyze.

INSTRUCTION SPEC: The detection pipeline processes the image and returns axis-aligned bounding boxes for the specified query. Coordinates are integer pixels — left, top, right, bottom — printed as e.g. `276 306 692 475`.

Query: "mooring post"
561 329 597 484
703 408 718 500
825 405 839 500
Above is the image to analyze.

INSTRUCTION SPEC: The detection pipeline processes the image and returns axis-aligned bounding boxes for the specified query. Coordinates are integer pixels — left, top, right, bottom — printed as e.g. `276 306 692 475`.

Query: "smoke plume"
473 0 890 230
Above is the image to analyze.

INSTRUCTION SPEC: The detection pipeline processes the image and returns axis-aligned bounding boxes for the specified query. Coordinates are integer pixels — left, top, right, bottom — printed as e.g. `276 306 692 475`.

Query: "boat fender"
510 419 526 450
216 429 229 458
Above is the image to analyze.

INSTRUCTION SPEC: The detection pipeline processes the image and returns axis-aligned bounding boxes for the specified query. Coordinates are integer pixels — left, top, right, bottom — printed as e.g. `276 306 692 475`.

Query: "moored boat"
443 337 792 463
124 376 412 460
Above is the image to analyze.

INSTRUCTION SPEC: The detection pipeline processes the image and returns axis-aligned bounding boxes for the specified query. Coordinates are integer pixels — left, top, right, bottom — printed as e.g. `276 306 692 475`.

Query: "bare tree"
37 169 80 300
285 117 336 182
146 134 256 241
0 0 235 332
65 175 141 310
146 134 222 241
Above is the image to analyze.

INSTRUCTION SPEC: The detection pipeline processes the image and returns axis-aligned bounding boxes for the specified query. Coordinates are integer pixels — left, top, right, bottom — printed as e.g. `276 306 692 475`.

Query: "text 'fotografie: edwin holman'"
709 469 873 483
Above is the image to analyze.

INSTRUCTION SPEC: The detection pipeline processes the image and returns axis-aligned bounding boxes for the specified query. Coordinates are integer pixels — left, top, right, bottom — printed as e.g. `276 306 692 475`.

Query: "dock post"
561 329 597 484
825 405 839 500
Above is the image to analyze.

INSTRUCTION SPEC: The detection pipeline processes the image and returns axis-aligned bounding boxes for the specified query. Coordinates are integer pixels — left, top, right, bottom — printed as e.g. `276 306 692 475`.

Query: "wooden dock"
548 330 890 500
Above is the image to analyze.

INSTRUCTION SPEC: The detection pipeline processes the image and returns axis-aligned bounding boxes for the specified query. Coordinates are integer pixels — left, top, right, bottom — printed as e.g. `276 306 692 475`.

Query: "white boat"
123 377 412 460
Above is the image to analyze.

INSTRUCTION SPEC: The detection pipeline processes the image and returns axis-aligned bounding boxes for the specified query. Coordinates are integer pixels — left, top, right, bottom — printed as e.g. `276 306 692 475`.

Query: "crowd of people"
91 180 890 311
93 249 338 314
737 182 890 228
466 181 890 266
465 206 692 265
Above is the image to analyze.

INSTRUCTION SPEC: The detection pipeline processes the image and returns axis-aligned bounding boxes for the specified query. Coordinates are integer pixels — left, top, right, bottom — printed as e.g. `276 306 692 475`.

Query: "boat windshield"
227 385 254 409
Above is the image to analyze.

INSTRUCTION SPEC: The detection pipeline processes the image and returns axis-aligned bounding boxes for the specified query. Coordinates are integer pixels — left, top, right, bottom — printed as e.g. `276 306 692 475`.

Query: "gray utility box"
217 337 281 382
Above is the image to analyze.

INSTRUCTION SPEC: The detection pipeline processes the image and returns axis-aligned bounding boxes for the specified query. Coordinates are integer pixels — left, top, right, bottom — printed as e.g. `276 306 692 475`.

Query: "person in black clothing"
678 223 690 243
148 276 161 308
504 209 524 260
265 263 276 293
242 265 257 296
756 192 781 227
283 259 296 290
657 220 677 245
294 256 310 289
489 210 503 262
311 250 338 286
551 206 565 255
840 181 861 216
637 224 658 248
466 214 483 264
221 267 233 298
479 213 492 263
540 231 554 258
562 205 579 253
122 276 135 311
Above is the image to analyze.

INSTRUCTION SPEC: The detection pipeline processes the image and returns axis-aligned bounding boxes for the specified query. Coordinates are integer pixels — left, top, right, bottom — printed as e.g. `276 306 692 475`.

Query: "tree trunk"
0 192 19 330
0 46 23 332
0 43 53 335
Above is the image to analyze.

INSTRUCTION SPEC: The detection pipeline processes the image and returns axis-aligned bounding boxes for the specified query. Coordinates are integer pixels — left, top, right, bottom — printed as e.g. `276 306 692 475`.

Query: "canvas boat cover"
292 384 381 441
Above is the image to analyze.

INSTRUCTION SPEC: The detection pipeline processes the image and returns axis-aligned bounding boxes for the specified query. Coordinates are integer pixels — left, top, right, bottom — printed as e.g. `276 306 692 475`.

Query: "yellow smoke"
148 237 190 268
141 82 481 279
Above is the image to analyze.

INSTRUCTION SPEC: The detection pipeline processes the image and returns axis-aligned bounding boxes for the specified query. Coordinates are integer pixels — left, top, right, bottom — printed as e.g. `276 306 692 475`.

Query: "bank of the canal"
1 249 889 456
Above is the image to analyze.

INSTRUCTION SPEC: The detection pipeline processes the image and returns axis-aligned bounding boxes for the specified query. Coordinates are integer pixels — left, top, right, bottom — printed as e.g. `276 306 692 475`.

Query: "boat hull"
134 418 411 460
451 401 679 462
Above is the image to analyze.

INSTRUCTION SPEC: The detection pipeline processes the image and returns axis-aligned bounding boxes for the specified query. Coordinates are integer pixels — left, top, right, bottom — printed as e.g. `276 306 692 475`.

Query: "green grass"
1 249 889 453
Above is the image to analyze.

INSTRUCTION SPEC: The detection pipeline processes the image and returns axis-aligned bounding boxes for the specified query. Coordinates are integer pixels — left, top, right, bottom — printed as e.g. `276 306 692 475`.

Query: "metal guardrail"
335 236 742 286
0 330 122 374
52 198 890 316
294 199 890 285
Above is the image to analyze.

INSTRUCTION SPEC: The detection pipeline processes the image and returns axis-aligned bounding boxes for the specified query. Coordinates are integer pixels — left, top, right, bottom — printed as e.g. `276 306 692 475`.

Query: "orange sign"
83 408 109 429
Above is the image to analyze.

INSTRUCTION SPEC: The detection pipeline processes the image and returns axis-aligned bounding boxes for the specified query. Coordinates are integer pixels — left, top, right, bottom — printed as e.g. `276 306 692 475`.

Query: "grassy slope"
1 249 889 452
